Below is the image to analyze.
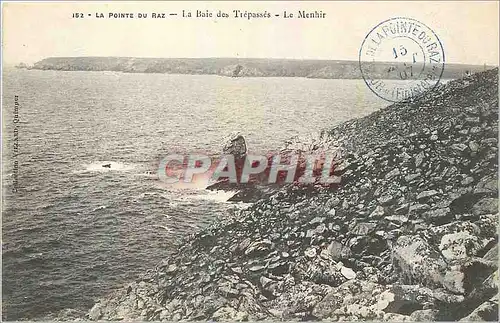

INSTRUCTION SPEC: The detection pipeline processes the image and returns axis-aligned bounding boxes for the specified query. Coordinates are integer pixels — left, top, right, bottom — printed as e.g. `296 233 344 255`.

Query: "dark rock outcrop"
222 132 247 159
88 68 498 321
208 132 343 203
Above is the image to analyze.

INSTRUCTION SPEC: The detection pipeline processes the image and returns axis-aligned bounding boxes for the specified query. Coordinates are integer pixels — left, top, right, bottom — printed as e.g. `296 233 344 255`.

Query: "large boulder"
459 294 499 321
310 280 464 320
428 221 488 261
222 132 247 159
392 235 447 287
472 198 498 216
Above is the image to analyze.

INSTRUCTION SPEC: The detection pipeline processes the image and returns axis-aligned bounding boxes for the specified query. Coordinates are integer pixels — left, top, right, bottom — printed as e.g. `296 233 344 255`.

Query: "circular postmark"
359 17 445 102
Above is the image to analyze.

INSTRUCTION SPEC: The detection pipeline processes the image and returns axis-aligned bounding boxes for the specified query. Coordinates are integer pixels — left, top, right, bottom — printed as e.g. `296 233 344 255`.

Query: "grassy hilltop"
30 56 492 79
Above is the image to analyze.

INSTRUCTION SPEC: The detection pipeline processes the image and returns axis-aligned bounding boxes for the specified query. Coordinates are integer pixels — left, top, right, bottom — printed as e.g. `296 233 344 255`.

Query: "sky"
2 1 499 65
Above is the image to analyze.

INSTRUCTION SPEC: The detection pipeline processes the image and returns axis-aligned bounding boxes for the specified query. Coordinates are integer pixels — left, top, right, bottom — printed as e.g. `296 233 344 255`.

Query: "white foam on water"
92 205 109 212
77 161 137 173
232 201 253 210
177 189 238 203
134 172 158 180
154 178 212 191
137 192 158 198
154 181 237 203
152 224 173 232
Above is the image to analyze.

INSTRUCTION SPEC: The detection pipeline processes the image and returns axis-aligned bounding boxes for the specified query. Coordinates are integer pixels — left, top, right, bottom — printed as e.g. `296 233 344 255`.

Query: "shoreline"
9 67 459 84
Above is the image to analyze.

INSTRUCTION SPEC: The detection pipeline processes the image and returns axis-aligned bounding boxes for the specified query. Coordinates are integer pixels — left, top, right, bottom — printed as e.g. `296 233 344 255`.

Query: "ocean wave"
174 189 237 203
151 224 173 232
91 205 109 212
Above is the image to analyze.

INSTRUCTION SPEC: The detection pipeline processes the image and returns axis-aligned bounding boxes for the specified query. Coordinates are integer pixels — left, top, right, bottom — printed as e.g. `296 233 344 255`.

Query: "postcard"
2 1 498 321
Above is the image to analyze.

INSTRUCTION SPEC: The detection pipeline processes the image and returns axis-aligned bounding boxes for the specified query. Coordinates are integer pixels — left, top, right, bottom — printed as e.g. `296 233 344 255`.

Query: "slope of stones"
329 70 497 153
88 68 498 321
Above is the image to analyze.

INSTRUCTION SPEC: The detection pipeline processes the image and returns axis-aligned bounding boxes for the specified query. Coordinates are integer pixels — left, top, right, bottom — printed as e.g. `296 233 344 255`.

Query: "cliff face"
32 57 491 80
88 69 498 321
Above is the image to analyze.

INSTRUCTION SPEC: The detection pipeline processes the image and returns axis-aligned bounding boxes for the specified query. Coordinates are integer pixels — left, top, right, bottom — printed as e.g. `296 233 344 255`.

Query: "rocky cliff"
32 57 491 80
88 68 498 321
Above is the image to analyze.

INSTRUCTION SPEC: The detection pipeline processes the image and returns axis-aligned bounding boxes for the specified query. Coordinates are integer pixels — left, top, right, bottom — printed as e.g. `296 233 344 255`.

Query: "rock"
326 197 341 208
212 306 248 321
267 308 283 318
352 222 377 235
309 216 325 225
429 221 485 261
483 244 498 263
333 160 351 173
312 280 396 320
452 143 468 152
449 192 482 215
415 151 425 167
237 238 252 252
474 214 498 239
385 214 409 225
410 203 430 212
327 241 351 260
422 207 451 223
384 284 465 316
410 309 439 321
461 176 474 186
442 266 467 294
378 194 394 206
245 240 273 256
439 232 477 261
470 126 482 134
307 223 326 238
385 168 401 179
222 132 247 159
165 264 178 274
305 247 317 258
466 270 498 316
392 235 447 286
219 283 241 297
340 266 356 280
383 312 410 321
472 198 498 216
259 276 275 288
441 258 497 295
249 265 266 272
405 173 420 182
44 308 87 321
417 190 439 201
459 295 499 321
474 175 498 195
369 206 385 218
271 281 331 319
469 141 480 152
88 303 102 320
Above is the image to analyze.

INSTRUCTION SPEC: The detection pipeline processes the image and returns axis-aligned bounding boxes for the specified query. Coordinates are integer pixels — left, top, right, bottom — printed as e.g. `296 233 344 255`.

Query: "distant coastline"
20 57 494 79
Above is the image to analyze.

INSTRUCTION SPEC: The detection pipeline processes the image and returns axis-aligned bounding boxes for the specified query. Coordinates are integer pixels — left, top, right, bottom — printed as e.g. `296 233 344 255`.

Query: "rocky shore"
88 68 498 321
